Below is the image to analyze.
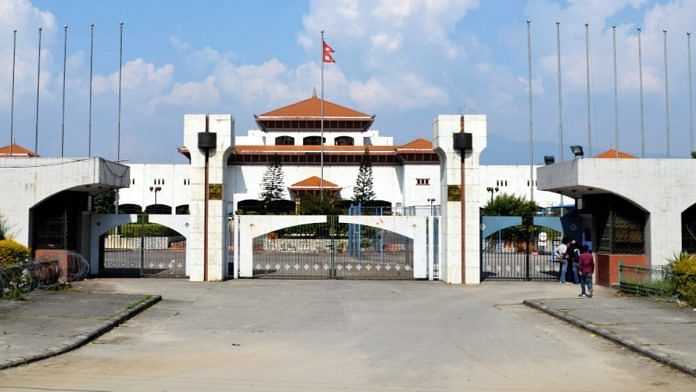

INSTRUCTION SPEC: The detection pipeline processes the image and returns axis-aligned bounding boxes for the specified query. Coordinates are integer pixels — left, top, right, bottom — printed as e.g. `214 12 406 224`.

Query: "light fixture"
570 145 584 158
544 155 555 165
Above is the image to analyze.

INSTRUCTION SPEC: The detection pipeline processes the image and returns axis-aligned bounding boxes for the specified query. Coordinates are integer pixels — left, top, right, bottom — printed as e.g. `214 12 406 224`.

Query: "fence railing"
1 251 90 299
618 262 672 296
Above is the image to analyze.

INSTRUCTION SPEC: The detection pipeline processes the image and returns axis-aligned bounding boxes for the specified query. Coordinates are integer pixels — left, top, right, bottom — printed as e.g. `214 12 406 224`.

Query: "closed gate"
480 216 582 281
252 216 413 279
100 214 186 277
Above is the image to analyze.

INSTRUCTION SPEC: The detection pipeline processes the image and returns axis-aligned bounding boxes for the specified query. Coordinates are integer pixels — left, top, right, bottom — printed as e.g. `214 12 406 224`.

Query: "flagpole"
10 30 17 157
663 30 671 158
556 21 563 163
585 23 592 157
34 27 42 156
320 30 325 202
689 32 694 155
612 25 619 158
527 20 534 203
638 27 645 158
88 23 94 157
61 25 68 158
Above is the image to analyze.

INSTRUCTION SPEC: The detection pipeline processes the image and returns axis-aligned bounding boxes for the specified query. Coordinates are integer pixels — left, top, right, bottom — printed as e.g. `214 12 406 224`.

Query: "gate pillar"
184 114 235 281
432 115 487 284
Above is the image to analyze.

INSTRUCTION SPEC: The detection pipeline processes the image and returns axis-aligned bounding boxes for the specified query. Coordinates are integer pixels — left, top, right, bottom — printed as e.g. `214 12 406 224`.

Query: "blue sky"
2 0 695 163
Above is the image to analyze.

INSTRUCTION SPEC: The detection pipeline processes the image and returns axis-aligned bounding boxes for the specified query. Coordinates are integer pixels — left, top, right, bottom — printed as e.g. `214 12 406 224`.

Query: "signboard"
447 185 461 201
208 183 223 200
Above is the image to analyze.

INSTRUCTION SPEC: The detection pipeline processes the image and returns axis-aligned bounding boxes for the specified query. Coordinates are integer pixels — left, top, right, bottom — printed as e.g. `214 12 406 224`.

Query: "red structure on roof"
288 176 341 190
254 92 375 133
594 148 637 159
0 143 38 157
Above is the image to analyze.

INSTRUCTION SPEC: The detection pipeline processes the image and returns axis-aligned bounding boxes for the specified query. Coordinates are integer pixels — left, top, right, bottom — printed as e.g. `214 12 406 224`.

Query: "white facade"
118 136 571 214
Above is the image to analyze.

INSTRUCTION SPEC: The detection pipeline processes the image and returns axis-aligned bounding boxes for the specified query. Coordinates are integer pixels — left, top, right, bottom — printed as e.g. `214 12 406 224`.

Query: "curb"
0 294 161 371
523 299 696 377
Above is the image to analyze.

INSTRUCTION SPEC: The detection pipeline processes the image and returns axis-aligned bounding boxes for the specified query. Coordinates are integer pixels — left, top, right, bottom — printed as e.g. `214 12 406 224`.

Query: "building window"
303 136 325 146
334 136 354 146
275 136 295 145
416 178 430 186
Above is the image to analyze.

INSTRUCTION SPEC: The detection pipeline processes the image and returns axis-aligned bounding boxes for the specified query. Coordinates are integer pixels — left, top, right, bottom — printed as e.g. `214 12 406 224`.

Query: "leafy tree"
298 192 343 215
91 190 117 214
259 155 286 208
483 193 538 225
353 147 376 204
691 151 696 159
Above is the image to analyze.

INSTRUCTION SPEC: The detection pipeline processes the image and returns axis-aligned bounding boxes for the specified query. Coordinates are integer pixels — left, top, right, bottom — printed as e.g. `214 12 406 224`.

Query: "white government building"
118 92 571 216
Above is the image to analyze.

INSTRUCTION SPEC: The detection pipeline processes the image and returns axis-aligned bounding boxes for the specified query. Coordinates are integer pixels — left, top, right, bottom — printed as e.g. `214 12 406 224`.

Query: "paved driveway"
0 279 693 391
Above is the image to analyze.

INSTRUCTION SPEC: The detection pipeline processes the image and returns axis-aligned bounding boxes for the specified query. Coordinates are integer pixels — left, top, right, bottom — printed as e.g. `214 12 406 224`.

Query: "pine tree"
353 147 376 205
259 155 285 207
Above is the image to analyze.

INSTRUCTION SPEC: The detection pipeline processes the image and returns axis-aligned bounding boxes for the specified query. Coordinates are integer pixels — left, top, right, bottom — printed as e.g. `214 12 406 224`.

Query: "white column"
432 115 487 284
183 114 234 281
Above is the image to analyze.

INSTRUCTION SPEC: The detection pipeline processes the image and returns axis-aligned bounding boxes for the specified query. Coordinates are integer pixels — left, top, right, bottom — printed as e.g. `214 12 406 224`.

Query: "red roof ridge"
0 143 38 157
594 148 637 159
257 95 372 118
289 176 340 189
399 137 432 150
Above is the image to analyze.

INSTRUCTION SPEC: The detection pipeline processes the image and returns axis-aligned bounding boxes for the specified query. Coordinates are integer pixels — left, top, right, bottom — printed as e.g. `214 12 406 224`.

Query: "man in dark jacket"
578 245 595 298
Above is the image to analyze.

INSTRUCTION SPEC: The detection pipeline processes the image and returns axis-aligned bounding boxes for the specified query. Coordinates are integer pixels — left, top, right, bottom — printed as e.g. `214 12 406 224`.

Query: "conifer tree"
259 155 285 207
353 147 376 204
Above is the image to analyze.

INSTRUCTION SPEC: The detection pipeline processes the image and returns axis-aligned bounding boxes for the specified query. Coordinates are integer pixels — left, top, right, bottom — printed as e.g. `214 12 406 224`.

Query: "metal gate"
252 216 413 279
480 216 582 281
100 214 186 277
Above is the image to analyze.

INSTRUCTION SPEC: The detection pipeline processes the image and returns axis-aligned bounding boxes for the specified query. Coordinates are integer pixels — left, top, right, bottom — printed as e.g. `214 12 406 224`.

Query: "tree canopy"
353 147 376 205
483 193 539 226
259 155 286 208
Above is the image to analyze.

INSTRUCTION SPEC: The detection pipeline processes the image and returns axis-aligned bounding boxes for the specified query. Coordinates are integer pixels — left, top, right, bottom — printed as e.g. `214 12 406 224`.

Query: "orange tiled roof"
594 148 637 159
0 143 37 157
289 176 340 189
257 95 372 119
398 138 433 150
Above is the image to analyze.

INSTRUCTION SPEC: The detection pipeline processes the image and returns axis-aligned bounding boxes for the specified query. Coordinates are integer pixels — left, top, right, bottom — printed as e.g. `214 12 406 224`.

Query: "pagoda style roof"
0 143 38 157
594 148 637 159
288 176 341 190
397 138 433 151
255 92 374 132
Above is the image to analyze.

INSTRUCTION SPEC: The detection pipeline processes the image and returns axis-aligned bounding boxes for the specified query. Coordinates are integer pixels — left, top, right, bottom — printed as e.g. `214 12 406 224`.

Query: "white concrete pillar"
183 114 234 281
432 115 487 284
645 207 682 267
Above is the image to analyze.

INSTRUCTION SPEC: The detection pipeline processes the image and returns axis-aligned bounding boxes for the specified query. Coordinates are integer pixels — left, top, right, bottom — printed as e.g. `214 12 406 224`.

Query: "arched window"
303 136 325 146
334 136 354 146
275 136 295 146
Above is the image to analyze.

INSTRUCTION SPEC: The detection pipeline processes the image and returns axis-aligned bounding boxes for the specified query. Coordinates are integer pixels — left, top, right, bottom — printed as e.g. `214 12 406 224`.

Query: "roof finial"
312 86 317 98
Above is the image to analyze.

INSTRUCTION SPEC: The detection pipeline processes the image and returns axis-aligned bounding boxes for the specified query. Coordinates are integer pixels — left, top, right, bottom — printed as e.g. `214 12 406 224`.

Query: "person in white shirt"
554 237 570 284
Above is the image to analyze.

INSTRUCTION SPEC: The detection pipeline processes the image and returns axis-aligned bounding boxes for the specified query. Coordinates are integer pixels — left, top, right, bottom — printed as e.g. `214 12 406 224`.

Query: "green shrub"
667 252 696 306
0 239 31 266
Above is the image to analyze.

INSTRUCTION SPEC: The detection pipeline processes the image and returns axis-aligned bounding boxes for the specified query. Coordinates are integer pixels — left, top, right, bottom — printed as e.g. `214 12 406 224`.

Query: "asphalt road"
0 279 693 391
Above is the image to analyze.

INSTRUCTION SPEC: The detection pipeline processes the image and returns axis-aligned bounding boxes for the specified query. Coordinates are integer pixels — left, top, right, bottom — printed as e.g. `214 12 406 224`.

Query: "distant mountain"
481 133 563 165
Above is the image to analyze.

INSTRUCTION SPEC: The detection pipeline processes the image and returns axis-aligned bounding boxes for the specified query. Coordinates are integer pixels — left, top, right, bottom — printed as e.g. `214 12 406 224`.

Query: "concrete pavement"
525 295 696 376
0 279 694 391
0 288 160 370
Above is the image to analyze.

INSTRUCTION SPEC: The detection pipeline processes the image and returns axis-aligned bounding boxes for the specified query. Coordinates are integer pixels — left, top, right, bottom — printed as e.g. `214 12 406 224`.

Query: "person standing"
569 240 581 284
578 245 595 297
554 237 569 284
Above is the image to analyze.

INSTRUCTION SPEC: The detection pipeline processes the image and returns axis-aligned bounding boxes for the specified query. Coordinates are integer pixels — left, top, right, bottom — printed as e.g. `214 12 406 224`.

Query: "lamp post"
149 186 161 207
427 198 436 216
486 186 499 203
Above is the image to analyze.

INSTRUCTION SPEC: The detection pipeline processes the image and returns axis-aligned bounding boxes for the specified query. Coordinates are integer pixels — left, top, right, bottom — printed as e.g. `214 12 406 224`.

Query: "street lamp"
149 186 162 206
486 186 499 203
427 198 436 216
